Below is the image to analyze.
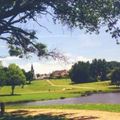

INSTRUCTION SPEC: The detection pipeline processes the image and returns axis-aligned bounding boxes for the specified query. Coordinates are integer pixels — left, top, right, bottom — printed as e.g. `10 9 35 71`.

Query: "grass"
6 104 120 113
0 79 119 103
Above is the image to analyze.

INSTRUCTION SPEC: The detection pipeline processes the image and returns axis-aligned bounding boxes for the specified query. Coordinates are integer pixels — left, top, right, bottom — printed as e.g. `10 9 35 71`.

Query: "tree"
111 68 120 87
6 64 26 95
0 62 7 90
90 59 107 81
107 61 120 71
0 63 7 116
26 71 34 84
0 68 6 90
0 0 120 58
69 61 94 83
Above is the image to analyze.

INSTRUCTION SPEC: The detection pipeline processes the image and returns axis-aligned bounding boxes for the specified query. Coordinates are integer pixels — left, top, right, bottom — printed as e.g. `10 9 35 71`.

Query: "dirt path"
7 109 120 120
46 80 95 90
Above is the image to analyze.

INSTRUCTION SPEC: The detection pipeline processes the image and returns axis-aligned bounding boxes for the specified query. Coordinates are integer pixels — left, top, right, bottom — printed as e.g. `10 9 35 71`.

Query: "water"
12 92 120 106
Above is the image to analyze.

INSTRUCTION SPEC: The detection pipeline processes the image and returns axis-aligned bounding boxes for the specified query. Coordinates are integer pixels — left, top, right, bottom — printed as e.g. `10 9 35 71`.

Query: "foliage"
6 64 26 95
107 61 120 71
0 0 120 57
111 68 120 87
69 59 120 83
26 71 34 84
0 69 7 88
69 61 95 83
0 62 5 87
90 59 107 81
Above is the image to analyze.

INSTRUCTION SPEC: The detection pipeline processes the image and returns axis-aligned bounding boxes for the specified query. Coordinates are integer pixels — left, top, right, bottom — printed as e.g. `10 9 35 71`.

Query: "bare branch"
32 17 52 33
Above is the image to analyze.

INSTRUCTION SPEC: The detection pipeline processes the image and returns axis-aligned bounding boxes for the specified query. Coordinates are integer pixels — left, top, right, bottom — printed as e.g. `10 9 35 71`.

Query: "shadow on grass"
0 94 21 97
0 110 99 120
0 110 66 120
0 114 65 120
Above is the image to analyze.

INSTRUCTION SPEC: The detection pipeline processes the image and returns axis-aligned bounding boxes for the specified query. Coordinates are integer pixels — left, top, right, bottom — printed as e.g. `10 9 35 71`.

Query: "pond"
12 92 120 106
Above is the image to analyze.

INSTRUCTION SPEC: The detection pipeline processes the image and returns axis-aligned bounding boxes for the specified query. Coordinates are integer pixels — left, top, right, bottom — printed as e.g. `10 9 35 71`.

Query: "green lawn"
0 79 119 103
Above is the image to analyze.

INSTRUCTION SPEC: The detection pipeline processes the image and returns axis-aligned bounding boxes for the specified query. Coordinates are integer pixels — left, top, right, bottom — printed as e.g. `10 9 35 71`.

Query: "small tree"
7 64 26 95
111 69 120 87
26 71 34 84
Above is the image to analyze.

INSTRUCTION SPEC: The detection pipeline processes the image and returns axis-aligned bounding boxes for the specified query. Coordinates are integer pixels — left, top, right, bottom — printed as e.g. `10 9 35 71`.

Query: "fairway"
0 79 119 103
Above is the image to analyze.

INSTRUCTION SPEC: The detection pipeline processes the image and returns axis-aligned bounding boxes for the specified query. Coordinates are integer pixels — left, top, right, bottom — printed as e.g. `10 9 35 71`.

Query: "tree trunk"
11 86 15 95
0 103 5 116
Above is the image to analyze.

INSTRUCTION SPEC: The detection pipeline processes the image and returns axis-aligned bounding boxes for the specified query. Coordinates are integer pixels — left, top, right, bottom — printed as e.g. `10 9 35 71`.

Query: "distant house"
50 70 69 78
36 73 50 80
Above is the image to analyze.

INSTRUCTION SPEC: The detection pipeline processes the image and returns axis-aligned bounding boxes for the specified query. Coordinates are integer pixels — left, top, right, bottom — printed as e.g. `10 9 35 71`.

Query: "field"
1 79 120 119
0 79 119 103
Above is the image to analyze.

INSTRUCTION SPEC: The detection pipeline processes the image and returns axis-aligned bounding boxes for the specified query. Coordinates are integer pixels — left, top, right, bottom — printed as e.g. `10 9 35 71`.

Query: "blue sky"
0 15 120 74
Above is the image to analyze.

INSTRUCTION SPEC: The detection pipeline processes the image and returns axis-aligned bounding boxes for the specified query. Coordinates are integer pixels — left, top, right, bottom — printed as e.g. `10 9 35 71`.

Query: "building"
36 73 50 80
50 70 69 78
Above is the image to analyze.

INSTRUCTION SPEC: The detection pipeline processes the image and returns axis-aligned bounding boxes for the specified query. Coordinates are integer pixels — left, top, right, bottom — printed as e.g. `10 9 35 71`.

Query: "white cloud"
19 54 92 74
66 53 92 64
19 61 71 74
0 54 92 74
75 56 92 62
0 56 20 67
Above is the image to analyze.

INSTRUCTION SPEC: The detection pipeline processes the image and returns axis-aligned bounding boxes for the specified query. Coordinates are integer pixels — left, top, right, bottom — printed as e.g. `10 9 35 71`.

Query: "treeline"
69 59 120 86
0 63 34 95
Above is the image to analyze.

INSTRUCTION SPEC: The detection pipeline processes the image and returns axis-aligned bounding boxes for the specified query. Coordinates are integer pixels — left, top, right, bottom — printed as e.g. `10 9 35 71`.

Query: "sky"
0 15 120 74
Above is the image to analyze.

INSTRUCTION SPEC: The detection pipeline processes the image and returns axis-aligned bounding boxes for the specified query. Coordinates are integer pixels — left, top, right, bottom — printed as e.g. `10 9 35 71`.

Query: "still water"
13 92 120 106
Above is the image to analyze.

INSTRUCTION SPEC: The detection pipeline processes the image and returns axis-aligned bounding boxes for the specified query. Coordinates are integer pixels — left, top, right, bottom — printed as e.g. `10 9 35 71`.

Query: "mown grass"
7 104 120 112
0 79 119 102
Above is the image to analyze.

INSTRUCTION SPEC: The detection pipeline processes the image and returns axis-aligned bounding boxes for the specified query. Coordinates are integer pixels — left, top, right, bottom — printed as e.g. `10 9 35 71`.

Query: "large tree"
0 0 120 58
69 61 94 83
90 59 107 81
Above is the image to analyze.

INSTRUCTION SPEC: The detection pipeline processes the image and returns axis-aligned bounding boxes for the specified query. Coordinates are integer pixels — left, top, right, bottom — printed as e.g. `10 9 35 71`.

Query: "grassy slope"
0 79 119 102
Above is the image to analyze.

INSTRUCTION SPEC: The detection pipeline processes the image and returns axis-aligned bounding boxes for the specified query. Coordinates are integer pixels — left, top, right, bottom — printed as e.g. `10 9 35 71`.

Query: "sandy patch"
6 109 120 120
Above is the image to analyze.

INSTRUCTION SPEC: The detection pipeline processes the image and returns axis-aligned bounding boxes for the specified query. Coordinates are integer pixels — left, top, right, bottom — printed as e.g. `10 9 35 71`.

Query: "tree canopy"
0 0 120 57
69 61 93 83
69 59 120 83
90 59 107 81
